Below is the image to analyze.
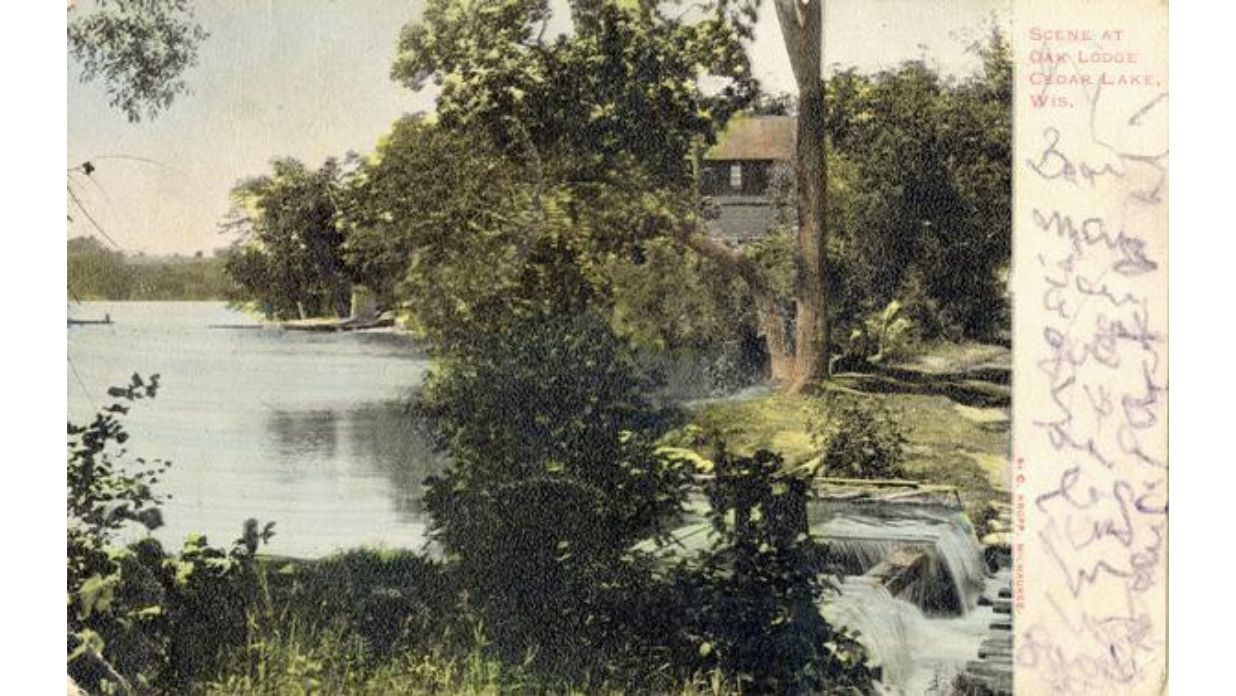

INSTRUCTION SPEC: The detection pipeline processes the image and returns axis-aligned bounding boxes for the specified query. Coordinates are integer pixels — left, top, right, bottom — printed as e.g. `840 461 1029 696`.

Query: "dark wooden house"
700 115 796 242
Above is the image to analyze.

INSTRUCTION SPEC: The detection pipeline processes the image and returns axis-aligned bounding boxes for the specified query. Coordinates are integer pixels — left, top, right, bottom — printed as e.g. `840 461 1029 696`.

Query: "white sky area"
67 0 1008 255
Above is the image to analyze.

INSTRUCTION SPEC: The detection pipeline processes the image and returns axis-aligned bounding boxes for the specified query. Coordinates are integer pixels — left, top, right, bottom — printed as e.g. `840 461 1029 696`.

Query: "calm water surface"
68 302 441 558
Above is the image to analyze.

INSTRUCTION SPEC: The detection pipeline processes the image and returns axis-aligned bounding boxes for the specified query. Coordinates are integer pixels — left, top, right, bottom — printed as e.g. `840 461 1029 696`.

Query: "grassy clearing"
887 340 1011 377
683 386 1010 524
685 393 819 466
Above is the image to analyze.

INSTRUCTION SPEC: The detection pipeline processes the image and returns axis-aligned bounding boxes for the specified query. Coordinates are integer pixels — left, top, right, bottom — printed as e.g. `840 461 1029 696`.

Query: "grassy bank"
682 385 1010 524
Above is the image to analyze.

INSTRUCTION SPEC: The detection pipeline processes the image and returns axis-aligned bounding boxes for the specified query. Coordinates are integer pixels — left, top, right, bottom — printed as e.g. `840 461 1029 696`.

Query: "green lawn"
681 385 1010 524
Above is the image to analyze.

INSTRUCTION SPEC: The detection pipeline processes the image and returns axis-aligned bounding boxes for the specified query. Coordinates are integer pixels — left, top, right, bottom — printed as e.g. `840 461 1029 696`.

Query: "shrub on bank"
810 394 908 480
670 448 876 694
417 308 693 679
68 376 281 693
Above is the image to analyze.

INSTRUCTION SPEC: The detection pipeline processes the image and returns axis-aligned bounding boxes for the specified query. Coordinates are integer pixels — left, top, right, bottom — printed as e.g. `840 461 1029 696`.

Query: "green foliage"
342 116 694 345
810 395 907 480
68 373 166 547
419 308 692 677
603 237 751 355
419 309 680 501
260 550 463 664
67 376 275 693
68 528 276 694
68 0 209 122
67 237 235 301
206 625 537 695
360 0 767 356
124 255 233 301
671 448 875 693
339 117 594 339
223 157 353 319
392 0 755 187
67 237 132 301
824 32 1012 340
338 118 493 301
842 299 921 367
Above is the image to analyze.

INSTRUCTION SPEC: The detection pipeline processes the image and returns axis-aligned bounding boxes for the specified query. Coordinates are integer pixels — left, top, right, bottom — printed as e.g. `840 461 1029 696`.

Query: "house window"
729 163 743 190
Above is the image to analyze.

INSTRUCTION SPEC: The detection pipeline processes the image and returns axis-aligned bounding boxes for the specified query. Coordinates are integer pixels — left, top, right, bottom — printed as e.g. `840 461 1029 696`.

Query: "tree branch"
668 218 770 296
669 217 795 382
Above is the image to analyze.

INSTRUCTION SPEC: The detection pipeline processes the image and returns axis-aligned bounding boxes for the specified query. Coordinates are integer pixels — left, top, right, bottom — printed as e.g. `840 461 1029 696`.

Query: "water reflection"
69 302 440 558
260 401 446 522
346 401 446 520
268 409 340 462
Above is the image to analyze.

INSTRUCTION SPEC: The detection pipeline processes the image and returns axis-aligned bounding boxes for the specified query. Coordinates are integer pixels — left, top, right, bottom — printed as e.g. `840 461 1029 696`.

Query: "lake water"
68 301 441 558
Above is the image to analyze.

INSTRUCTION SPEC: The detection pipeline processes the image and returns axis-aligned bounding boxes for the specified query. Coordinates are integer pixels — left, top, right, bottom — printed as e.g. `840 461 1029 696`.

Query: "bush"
839 299 922 369
69 523 276 694
67 376 275 693
418 308 693 678
265 550 461 662
664 448 876 693
810 395 907 480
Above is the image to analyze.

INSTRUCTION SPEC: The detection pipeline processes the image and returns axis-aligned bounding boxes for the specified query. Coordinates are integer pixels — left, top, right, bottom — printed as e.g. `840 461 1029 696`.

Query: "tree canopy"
391 0 756 186
68 0 209 122
825 32 1011 339
223 1 1012 376
223 158 352 319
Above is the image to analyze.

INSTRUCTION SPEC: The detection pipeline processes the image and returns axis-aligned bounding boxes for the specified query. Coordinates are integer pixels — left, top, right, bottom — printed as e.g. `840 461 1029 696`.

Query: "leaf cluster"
67 376 277 694
68 0 209 122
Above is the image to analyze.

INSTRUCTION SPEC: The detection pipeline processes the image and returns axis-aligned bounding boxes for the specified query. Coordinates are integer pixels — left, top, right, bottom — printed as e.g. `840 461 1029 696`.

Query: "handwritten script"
1014 4 1167 694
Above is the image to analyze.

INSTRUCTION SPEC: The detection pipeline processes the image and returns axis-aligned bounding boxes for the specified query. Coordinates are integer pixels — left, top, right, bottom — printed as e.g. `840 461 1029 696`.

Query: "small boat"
68 313 112 326
281 316 396 333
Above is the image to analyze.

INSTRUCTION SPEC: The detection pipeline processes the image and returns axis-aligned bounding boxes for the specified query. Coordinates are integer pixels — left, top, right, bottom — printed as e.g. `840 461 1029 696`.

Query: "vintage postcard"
64 1 1166 694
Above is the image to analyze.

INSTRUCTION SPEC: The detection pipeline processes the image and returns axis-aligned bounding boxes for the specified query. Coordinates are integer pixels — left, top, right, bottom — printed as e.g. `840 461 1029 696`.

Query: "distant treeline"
68 236 236 301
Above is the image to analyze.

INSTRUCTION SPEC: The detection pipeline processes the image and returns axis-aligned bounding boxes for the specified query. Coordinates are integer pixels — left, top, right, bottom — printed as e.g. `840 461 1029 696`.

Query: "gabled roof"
705 115 796 161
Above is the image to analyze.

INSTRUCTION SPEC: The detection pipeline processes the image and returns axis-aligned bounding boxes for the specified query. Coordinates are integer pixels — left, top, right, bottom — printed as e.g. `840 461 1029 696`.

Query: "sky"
67 0 1008 256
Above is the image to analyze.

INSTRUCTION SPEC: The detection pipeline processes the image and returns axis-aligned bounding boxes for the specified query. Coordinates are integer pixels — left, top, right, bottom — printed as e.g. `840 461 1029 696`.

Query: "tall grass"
202 615 743 695
200 560 747 696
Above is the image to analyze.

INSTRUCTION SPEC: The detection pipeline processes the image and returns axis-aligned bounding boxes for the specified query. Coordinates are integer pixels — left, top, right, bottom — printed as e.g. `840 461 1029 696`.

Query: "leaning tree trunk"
774 0 830 392
671 221 796 384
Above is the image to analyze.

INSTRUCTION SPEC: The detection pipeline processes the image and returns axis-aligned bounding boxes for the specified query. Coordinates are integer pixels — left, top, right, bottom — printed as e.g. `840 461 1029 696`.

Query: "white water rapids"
814 500 1002 694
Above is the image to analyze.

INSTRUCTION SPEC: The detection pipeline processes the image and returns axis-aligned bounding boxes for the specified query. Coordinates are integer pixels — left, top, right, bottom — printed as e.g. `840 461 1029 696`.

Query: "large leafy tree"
224 158 353 319
340 116 631 345
383 1 847 382
381 0 854 391
825 32 1011 338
